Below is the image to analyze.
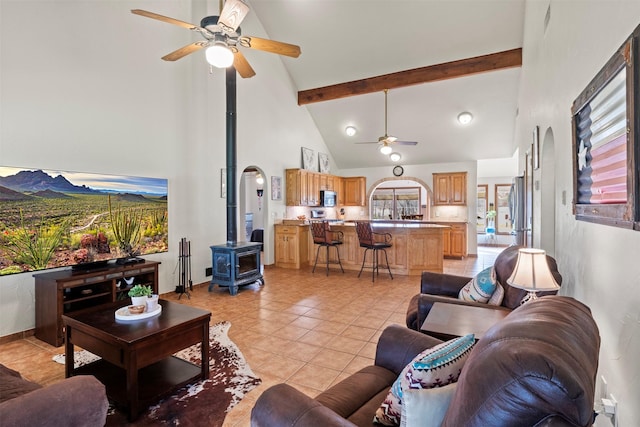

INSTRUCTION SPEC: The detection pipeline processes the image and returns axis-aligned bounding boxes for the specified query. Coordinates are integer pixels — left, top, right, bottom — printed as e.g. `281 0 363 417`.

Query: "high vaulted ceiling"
249 0 525 170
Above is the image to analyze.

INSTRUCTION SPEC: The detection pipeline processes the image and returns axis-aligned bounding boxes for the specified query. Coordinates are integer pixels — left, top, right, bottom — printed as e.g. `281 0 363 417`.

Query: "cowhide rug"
53 321 261 426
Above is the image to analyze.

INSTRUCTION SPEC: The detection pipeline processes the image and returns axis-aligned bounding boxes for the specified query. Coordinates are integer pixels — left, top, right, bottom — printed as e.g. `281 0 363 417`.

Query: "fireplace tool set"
175 237 192 299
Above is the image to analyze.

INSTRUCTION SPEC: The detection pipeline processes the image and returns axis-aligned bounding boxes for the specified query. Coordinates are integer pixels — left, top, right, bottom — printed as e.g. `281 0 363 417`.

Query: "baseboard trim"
0 328 35 345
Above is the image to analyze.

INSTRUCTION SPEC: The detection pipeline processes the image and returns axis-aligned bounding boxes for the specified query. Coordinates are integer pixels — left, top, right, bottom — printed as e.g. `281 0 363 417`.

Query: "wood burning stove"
209 68 264 295
209 242 263 295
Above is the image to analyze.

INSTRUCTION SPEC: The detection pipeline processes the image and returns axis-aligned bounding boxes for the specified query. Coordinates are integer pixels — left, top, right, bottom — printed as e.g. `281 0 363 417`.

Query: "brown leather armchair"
251 296 600 427
406 245 562 331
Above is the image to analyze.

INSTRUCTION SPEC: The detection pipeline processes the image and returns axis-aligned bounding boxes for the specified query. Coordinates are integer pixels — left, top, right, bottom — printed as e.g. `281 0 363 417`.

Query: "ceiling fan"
356 89 418 154
131 0 301 78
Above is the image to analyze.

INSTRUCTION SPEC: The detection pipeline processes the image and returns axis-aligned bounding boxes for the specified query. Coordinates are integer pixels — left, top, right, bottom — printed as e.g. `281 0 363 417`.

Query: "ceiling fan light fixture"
206 43 234 68
345 126 357 136
379 144 392 155
457 111 473 125
389 152 401 162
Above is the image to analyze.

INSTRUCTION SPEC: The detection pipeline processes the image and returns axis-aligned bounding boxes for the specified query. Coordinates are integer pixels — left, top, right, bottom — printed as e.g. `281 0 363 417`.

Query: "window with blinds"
571 30 639 230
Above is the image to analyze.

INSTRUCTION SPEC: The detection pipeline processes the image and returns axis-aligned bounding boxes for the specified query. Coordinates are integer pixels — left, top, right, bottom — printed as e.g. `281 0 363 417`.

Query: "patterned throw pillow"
459 266 497 303
373 334 475 426
400 382 457 427
487 282 505 306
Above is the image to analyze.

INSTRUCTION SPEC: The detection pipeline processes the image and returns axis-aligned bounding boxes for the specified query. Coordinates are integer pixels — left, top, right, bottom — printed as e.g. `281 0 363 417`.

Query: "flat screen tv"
0 166 168 276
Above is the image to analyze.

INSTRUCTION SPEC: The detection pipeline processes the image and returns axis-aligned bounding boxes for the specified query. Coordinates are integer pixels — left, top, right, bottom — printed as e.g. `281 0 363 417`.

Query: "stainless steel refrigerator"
508 176 526 246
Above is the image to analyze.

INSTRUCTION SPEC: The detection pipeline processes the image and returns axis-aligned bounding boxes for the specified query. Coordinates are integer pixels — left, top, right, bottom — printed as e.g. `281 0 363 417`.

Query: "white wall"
0 0 330 338
517 1 640 425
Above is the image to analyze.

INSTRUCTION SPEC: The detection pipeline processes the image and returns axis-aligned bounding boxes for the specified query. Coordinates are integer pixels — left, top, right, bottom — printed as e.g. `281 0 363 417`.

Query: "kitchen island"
307 222 448 275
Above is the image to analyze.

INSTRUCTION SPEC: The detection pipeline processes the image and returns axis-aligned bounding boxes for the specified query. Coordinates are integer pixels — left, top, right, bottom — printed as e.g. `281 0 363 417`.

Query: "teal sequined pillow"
373 334 475 426
459 266 497 303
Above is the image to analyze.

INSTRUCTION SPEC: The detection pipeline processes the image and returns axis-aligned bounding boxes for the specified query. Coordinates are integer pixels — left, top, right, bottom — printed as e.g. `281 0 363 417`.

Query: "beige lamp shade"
507 248 559 301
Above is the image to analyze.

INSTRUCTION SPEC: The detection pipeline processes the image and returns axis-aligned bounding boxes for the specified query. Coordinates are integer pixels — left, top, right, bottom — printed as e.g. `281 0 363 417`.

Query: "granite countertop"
423 219 469 224
332 222 449 229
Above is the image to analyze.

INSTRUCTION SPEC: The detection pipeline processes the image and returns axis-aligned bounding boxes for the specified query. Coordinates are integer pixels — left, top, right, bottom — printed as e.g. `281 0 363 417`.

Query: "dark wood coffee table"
420 302 510 341
62 299 211 421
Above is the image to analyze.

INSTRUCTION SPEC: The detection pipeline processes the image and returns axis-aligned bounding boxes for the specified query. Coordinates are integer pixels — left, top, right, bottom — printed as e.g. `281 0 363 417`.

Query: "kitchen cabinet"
343 177 367 206
433 172 467 205
441 222 467 258
335 176 344 205
319 174 329 191
308 172 320 206
312 223 444 274
285 169 359 207
275 224 309 269
285 169 321 206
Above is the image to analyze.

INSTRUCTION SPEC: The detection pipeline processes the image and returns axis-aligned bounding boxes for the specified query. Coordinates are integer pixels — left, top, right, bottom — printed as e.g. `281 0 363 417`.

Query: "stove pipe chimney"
225 67 237 246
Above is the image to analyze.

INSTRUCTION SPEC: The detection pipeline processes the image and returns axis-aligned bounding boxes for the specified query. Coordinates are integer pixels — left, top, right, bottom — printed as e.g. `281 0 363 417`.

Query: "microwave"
320 190 337 207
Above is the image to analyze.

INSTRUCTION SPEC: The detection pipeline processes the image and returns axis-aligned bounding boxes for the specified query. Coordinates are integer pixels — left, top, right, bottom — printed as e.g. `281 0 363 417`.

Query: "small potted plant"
128 284 153 306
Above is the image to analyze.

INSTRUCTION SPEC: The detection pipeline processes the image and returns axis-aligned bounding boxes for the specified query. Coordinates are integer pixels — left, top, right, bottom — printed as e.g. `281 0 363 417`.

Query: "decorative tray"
115 305 162 321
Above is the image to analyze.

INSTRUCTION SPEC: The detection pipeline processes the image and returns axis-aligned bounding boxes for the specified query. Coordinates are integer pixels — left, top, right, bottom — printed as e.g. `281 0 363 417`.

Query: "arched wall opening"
366 176 434 219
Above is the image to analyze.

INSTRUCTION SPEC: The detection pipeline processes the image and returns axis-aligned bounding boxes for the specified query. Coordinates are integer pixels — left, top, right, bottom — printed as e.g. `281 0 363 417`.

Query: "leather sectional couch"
0 363 108 426
405 244 562 331
251 296 600 427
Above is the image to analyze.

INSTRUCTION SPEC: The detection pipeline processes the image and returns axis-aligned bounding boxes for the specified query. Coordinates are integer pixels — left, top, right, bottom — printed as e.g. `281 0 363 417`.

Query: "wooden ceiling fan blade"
232 49 256 78
131 9 201 30
162 42 206 61
239 36 301 58
218 0 250 33
395 141 418 146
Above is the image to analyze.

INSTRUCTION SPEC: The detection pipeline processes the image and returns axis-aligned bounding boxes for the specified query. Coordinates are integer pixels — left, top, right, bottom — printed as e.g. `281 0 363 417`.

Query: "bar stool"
310 221 344 276
485 225 496 245
354 221 393 282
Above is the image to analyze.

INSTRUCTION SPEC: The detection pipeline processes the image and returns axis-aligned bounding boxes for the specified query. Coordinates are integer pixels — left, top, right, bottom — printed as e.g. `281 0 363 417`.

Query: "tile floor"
0 245 504 426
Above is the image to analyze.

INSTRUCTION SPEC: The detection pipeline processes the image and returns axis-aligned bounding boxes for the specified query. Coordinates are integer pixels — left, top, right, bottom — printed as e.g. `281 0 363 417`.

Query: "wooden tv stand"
34 261 160 346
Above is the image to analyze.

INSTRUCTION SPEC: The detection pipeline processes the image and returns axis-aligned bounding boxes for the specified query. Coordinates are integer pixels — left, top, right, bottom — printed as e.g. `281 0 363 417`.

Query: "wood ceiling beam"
297 48 522 105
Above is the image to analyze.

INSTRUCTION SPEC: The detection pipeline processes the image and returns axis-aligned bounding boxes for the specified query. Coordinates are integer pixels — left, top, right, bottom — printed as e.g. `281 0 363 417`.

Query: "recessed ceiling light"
345 126 357 136
389 152 401 162
457 112 473 125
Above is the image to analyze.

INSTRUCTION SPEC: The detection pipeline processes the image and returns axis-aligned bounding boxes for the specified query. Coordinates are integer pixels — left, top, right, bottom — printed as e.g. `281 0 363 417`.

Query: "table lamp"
507 248 559 304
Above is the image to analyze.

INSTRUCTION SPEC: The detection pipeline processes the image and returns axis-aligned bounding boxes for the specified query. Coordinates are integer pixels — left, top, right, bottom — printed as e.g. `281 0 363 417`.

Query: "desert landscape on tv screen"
0 167 168 276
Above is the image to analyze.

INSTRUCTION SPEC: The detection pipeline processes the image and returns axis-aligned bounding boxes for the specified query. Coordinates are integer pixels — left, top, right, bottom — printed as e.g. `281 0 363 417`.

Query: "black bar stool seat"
355 221 393 282
311 221 344 276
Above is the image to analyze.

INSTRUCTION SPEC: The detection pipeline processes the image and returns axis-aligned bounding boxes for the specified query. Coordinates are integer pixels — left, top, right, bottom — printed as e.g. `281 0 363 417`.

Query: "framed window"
571 25 640 230
477 185 488 233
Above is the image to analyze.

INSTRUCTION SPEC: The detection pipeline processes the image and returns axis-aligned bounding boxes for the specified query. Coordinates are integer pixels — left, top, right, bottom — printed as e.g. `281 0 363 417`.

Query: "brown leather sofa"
406 244 562 331
251 296 600 427
0 363 108 426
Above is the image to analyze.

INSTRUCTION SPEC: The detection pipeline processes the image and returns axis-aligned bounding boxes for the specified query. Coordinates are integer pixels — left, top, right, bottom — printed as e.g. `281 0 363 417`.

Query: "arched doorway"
539 128 556 256
240 166 268 262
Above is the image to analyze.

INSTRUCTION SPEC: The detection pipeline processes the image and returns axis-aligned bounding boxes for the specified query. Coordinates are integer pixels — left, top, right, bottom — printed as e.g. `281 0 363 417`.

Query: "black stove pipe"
225 66 237 246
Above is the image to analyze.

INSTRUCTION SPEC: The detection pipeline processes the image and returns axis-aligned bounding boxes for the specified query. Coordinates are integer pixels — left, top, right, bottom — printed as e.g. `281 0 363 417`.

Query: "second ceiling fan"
356 89 418 154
